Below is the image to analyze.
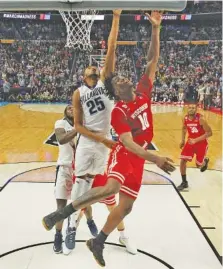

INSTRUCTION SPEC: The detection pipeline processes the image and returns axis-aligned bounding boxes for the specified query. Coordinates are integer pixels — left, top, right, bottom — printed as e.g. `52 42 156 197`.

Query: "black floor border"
0 241 175 269
144 169 222 265
202 227 216 230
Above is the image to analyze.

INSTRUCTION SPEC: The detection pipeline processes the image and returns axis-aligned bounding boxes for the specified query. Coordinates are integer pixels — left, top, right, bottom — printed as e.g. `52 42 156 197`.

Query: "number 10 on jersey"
138 112 150 130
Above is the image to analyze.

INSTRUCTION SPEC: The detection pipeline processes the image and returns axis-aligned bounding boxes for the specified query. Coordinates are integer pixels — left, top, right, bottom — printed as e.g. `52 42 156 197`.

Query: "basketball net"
59 10 98 51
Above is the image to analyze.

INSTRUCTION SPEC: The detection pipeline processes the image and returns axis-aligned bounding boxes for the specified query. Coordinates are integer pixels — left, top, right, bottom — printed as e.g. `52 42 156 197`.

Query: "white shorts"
178 93 184 102
199 94 204 102
75 136 109 176
54 166 73 200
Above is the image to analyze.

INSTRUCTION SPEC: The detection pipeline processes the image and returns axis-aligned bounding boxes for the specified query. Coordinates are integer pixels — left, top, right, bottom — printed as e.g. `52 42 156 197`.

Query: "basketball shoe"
177 181 189 191
63 227 76 255
119 236 137 255
53 231 63 254
87 219 98 237
86 238 105 267
200 157 209 172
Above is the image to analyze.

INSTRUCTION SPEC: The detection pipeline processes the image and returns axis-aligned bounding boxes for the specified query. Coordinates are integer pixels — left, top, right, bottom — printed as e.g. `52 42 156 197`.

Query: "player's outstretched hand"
144 11 163 26
102 138 117 149
155 156 176 175
113 10 122 16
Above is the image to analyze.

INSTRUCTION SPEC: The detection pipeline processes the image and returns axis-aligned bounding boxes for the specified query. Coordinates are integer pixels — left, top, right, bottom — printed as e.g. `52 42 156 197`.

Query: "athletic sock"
181 174 187 183
61 203 76 219
119 230 126 238
95 231 108 244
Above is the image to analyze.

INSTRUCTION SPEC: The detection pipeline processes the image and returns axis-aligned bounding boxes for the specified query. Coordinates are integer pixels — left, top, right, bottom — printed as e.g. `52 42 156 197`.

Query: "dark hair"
104 73 118 100
64 105 70 117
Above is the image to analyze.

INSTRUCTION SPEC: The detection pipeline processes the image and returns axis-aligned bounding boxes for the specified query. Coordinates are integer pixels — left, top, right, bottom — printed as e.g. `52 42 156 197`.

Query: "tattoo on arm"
55 128 77 145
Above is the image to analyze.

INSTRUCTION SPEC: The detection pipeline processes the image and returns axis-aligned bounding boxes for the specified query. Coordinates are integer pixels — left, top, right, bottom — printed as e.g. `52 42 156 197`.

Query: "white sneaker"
63 227 76 255
63 242 72 255
119 236 137 255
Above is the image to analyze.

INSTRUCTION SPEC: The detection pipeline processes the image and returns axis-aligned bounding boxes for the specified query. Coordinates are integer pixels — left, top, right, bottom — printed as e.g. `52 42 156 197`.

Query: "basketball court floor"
0 102 222 269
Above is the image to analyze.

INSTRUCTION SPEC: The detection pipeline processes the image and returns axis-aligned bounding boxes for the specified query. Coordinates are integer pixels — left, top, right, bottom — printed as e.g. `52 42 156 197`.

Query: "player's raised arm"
72 90 116 149
144 11 162 83
100 10 122 82
136 11 162 98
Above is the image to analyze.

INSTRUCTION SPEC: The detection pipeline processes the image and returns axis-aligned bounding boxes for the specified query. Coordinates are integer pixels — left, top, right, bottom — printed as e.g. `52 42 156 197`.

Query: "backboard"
0 0 187 11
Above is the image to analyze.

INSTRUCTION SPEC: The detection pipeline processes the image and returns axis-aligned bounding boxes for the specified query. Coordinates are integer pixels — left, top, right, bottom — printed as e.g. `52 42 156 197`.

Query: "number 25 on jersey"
86 97 105 115
138 112 150 130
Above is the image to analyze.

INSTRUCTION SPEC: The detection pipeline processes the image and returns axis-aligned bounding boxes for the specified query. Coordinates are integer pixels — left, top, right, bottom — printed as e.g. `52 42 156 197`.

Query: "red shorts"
107 144 145 200
180 140 208 166
72 174 116 206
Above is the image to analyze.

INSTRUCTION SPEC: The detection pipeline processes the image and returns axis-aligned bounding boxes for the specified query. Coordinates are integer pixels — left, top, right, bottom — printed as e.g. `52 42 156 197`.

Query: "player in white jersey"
198 84 205 107
54 105 98 254
53 105 77 253
63 9 136 255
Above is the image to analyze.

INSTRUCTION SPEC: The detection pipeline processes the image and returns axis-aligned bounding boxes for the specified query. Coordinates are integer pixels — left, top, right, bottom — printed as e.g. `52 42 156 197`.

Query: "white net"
59 10 98 51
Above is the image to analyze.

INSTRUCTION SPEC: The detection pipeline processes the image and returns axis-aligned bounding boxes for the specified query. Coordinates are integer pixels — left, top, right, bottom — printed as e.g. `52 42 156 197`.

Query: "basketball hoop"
59 9 98 51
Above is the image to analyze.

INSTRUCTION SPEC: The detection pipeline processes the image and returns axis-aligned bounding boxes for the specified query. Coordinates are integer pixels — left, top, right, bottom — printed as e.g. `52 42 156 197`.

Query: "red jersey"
111 74 153 148
184 113 206 139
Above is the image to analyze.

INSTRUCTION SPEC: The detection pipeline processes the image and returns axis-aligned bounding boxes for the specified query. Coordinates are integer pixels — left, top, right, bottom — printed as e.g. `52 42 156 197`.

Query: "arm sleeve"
136 74 153 98
111 108 131 136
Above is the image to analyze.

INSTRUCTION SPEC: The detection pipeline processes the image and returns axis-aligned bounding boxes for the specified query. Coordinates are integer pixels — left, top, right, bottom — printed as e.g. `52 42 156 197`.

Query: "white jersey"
198 86 205 96
55 119 75 166
79 80 113 135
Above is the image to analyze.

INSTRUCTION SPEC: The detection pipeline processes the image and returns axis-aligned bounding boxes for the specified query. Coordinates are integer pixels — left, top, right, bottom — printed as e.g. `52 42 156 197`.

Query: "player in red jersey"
177 103 212 191
42 11 175 267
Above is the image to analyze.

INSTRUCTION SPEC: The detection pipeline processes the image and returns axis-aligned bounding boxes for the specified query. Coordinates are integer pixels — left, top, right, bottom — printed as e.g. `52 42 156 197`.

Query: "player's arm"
72 90 115 148
120 132 175 174
100 10 121 82
144 11 162 83
55 128 77 145
112 108 175 174
136 11 162 98
180 118 187 148
194 117 212 143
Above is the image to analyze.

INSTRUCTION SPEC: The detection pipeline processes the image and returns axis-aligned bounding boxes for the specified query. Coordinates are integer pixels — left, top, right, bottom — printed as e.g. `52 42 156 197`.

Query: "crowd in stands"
0 1 222 110
1 39 221 109
137 22 222 42
1 19 222 42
